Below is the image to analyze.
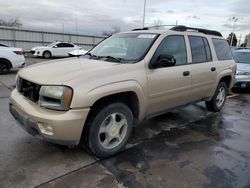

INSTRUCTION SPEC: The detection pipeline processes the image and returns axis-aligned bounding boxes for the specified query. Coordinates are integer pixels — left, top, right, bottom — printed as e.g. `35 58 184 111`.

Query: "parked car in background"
31 42 80 59
68 48 88 57
232 49 250 89
0 45 25 74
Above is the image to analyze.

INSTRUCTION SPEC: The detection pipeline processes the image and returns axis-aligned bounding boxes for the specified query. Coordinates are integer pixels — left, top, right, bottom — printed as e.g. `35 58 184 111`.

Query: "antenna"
75 14 80 58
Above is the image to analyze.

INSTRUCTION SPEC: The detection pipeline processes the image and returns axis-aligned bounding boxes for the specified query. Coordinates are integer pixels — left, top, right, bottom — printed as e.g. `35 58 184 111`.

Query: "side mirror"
53 45 58 48
150 54 176 68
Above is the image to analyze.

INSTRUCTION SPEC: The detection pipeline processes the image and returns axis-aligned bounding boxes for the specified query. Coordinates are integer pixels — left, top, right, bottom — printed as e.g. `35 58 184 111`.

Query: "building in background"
245 34 250 47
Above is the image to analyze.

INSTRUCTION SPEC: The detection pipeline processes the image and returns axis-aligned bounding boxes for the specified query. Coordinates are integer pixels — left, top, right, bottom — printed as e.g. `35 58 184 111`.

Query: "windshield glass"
47 42 58 47
233 51 250 64
0 43 8 47
87 33 159 63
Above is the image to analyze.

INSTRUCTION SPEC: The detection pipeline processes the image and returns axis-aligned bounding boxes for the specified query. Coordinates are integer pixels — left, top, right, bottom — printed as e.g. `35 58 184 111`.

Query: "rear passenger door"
188 36 217 101
147 35 191 115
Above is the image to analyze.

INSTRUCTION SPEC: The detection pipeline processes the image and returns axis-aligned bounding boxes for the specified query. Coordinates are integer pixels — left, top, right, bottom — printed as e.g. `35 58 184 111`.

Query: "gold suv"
9 26 236 157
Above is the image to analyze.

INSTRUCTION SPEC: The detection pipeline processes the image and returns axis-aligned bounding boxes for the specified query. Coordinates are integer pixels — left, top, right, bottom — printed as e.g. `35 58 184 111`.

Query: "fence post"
92 36 95 48
12 28 16 47
41 32 44 46
69 34 72 43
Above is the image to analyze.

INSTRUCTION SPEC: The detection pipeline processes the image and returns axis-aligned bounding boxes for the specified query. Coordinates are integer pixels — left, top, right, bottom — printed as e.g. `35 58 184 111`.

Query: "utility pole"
238 34 241 46
230 17 238 47
62 23 65 41
142 0 147 28
75 14 79 45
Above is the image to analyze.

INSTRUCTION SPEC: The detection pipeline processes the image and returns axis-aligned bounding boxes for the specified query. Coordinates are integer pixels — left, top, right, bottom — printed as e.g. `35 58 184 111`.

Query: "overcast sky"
0 0 250 41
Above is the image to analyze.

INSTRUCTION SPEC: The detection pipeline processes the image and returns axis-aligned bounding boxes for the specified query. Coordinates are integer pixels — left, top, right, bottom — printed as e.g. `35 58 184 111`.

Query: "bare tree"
0 19 22 27
102 25 121 36
151 19 162 29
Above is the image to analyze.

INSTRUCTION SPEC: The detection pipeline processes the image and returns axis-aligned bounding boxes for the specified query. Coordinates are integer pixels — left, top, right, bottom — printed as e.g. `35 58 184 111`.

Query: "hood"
18 57 123 85
237 63 250 73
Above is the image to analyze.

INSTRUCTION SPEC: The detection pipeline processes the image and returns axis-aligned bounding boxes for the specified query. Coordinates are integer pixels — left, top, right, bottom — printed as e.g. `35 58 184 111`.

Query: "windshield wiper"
85 53 123 63
101 56 122 62
85 52 98 59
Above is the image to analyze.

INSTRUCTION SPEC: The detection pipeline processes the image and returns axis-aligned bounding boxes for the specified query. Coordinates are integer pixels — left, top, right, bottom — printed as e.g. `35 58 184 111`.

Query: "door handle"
183 71 190 76
211 67 216 71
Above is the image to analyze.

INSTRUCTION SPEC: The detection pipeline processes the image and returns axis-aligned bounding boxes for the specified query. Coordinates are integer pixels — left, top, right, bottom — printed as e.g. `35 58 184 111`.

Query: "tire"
87 103 133 158
206 82 227 112
0 59 11 74
43 51 51 59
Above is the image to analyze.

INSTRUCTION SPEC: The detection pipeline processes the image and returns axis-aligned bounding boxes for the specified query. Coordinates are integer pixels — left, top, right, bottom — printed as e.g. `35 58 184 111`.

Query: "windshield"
233 51 250 64
0 43 8 47
87 33 159 63
47 42 58 47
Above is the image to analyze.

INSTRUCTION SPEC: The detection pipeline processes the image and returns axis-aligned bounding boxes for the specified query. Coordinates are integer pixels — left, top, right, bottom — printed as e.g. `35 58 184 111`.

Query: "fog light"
38 122 54 136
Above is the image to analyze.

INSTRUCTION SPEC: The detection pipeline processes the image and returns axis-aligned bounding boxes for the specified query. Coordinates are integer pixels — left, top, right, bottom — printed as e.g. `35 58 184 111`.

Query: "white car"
0 45 25 74
232 49 250 89
68 49 88 57
31 42 80 59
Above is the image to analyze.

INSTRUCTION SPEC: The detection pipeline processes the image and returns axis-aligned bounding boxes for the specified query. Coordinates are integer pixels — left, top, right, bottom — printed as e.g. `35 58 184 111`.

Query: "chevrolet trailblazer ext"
10 26 236 157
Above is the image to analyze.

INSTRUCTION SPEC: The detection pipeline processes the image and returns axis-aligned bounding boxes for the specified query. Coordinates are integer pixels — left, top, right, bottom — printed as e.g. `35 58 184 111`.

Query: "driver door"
146 35 192 115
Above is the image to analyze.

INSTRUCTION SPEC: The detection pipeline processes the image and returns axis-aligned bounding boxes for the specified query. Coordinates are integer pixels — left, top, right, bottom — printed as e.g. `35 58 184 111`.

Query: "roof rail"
132 27 149 31
132 25 177 31
170 25 222 37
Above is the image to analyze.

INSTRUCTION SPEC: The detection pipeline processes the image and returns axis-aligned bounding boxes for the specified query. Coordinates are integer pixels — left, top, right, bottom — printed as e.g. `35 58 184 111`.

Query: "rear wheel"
43 51 51 59
206 82 227 112
0 59 11 74
87 103 133 158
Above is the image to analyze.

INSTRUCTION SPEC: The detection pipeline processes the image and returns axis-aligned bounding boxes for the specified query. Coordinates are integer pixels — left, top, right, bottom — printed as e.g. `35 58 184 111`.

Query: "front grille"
17 77 41 102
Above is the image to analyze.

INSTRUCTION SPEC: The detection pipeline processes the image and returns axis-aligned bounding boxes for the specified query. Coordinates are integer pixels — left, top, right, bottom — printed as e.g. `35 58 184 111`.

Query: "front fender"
71 80 147 120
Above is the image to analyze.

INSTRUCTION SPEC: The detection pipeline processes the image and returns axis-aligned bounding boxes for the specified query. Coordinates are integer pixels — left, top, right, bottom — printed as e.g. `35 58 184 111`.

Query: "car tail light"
14 51 23 55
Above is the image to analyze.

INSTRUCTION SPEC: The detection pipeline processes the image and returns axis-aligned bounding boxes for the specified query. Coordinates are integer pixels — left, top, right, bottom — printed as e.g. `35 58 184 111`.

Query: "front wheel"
206 82 227 112
87 103 133 158
43 51 51 59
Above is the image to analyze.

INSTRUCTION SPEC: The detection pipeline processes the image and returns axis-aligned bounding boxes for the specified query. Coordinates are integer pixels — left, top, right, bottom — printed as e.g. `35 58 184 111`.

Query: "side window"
56 43 74 48
64 43 74 47
203 38 212 61
56 43 64 48
153 35 187 66
212 38 233 60
189 36 211 63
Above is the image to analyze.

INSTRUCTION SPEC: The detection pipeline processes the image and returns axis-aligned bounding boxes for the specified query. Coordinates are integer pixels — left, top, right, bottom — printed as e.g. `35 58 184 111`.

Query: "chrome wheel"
216 87 226 108
43 51 51 59
98 113 128 150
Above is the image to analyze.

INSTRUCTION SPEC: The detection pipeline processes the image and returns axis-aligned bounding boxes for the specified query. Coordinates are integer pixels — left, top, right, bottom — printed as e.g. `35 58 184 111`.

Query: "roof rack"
132 27 149 31
132 25 176 31
170 25 222 37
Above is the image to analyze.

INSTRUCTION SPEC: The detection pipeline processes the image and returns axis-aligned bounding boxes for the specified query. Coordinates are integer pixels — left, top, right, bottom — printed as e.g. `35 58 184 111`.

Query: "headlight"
38 86 73 111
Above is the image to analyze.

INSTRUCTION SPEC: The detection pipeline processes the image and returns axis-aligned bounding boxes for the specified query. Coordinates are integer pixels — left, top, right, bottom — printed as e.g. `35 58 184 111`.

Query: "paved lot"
0 57 250 188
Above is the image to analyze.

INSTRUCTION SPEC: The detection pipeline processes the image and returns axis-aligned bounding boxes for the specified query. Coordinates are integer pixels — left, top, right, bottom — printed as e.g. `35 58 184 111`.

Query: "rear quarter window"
212 38 233 61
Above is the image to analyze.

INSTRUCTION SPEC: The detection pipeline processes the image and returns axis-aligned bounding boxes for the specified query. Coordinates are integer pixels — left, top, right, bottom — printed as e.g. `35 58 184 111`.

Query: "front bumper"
234 75 250 88
9 89 90 146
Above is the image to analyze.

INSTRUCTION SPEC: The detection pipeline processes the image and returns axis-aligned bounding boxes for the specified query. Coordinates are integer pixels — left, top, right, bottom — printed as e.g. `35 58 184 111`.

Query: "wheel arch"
219 75 232 89
87 91 140 124
43 50 52 58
